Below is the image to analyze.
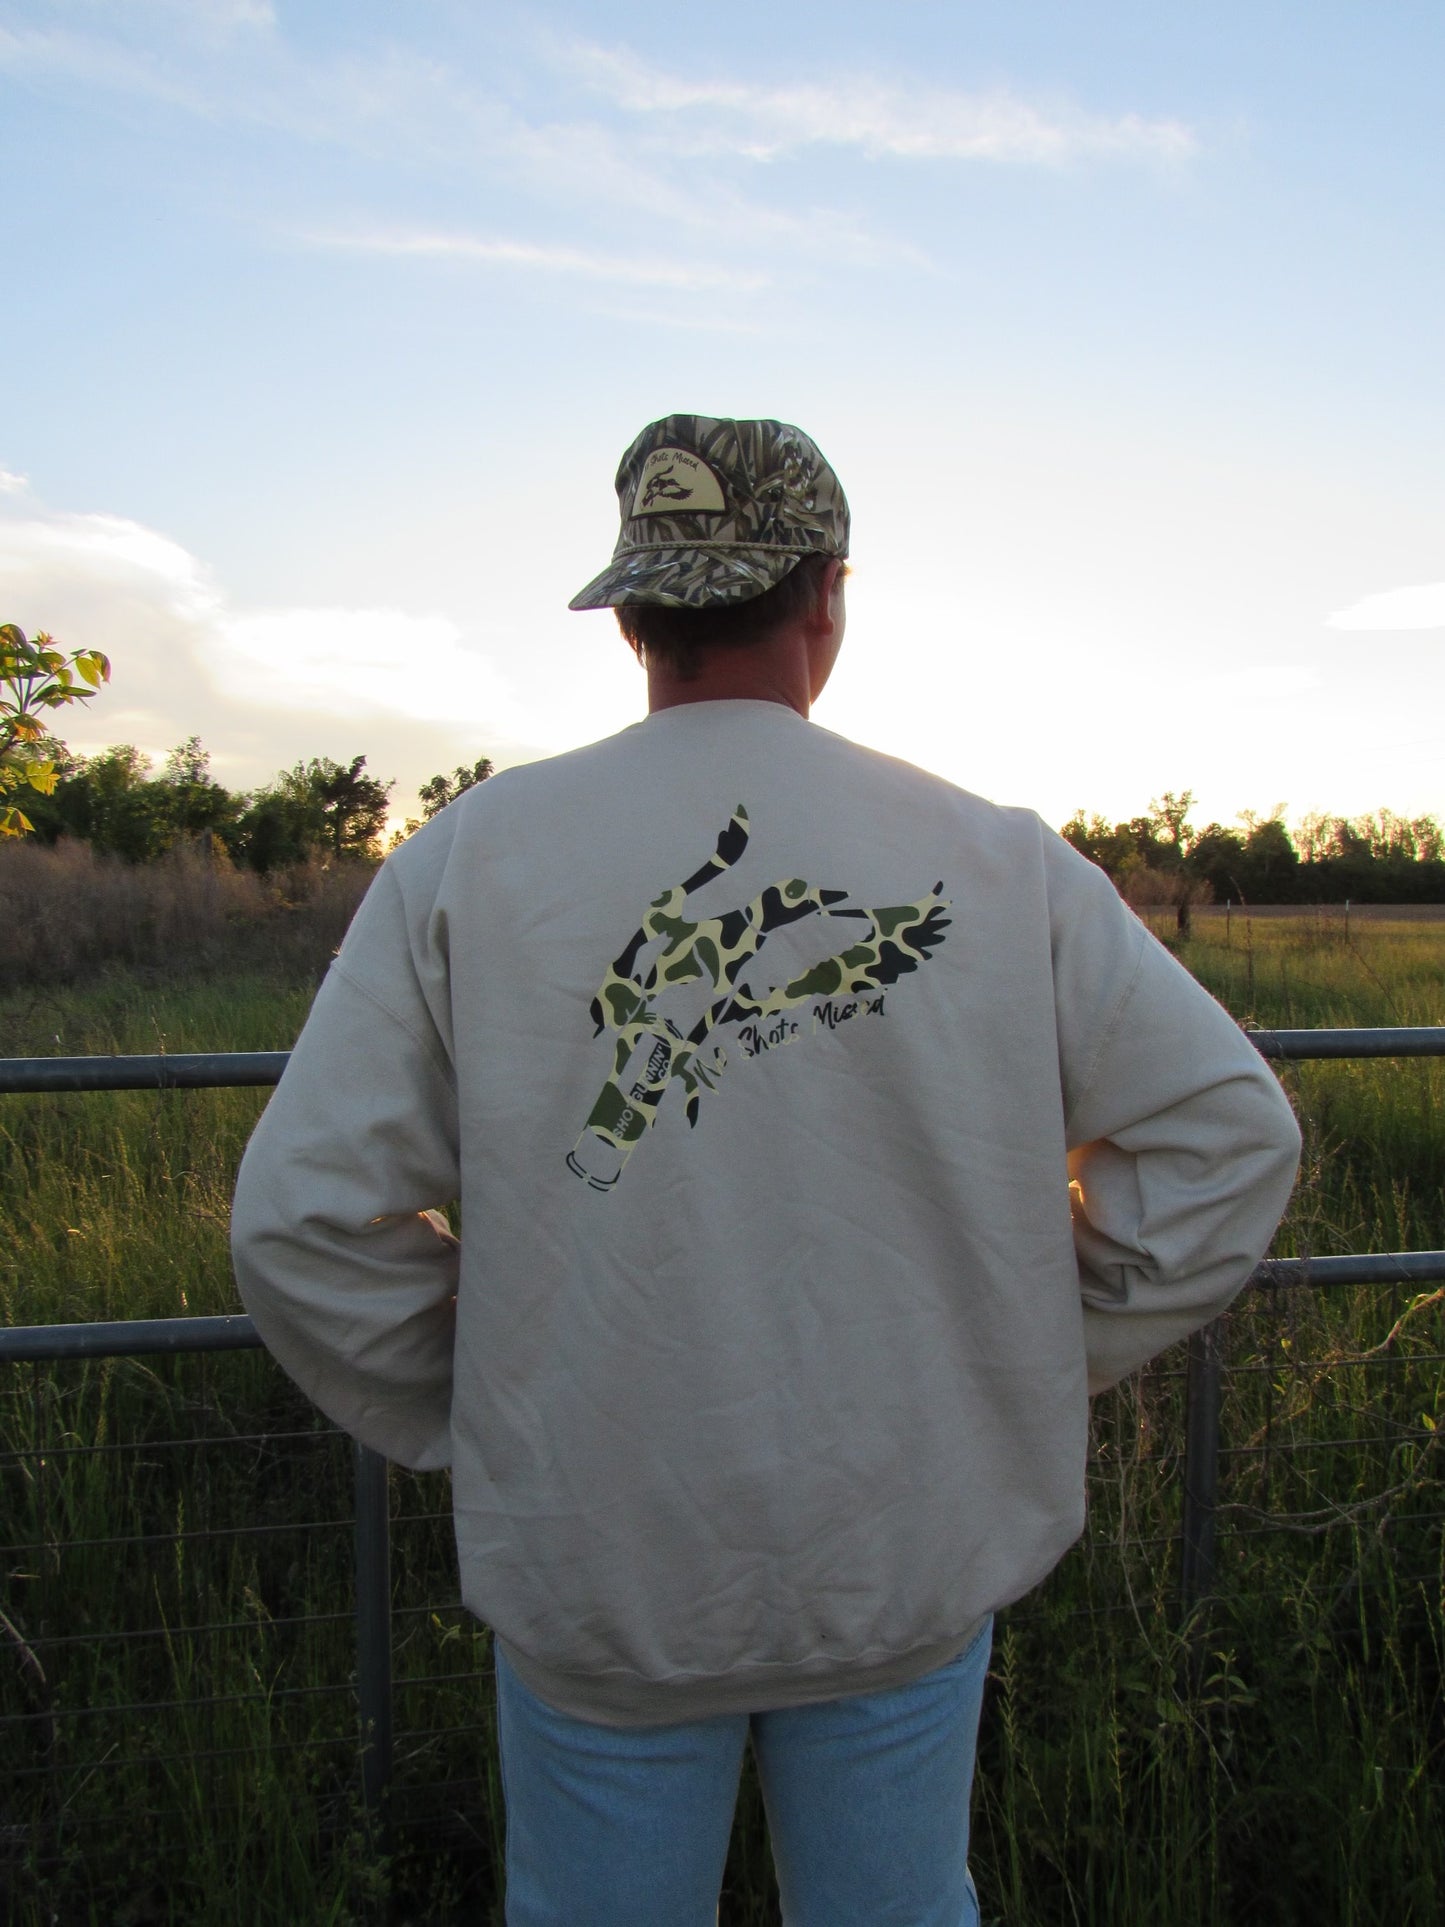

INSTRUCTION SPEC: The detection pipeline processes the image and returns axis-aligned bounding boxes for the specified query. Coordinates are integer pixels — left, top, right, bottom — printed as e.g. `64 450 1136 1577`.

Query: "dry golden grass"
0 838 374 985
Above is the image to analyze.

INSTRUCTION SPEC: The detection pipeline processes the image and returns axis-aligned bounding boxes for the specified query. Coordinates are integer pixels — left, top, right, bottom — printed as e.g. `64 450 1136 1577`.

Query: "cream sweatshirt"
232 701 1300 1724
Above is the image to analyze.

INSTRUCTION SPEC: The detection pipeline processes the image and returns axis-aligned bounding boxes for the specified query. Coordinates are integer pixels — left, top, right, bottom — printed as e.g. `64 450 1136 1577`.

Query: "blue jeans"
494 1617 992 1926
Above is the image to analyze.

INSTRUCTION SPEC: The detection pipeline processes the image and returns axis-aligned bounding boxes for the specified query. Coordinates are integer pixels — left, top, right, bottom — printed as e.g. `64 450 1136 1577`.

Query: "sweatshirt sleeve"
1050 848 1302 1394
230 874 461 1470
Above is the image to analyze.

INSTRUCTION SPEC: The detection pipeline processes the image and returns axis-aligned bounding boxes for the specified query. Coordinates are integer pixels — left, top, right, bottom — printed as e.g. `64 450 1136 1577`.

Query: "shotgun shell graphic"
567 808 751 1190
567 1018 690 1191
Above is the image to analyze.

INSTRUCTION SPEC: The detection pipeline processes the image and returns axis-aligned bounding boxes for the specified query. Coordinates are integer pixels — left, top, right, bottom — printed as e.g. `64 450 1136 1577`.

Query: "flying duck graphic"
642 466 694 508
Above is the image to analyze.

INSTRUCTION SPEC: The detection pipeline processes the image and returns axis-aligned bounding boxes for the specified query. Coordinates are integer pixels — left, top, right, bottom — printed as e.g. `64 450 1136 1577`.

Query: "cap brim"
568 545 811 612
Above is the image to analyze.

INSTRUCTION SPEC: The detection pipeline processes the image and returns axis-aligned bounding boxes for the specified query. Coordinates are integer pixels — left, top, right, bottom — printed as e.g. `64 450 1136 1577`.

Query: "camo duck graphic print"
566 807 951 1192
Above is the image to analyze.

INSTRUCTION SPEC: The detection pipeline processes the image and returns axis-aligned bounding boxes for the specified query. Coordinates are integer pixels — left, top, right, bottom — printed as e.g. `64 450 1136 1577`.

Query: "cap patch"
631 448 726 518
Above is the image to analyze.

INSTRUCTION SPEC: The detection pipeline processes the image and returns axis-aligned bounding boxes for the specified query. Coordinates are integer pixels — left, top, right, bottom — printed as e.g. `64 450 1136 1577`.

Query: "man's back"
234 694 1299 1726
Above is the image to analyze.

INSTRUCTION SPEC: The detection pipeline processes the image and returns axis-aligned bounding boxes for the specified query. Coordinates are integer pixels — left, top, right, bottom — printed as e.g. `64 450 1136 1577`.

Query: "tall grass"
0 838 373 986
0 915 1441 1924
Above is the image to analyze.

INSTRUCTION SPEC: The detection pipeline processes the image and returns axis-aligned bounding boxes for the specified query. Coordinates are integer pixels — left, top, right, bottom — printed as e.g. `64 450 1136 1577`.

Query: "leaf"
1 625 111 836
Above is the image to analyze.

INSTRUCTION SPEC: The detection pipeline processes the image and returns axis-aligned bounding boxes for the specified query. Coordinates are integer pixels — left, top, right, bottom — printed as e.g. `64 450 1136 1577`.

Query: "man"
232 414 1300 1925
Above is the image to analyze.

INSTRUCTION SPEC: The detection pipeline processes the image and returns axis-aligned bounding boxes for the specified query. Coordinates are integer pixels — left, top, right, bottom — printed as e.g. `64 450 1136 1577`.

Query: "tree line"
25 755 1444 905
16 736 494 871
1063 791 1445 907
2 623 496 867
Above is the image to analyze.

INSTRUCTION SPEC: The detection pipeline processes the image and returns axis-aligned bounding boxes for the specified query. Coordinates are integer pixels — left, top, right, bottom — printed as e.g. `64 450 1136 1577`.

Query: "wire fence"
0 1342 496 1915
2 1034 1443 1917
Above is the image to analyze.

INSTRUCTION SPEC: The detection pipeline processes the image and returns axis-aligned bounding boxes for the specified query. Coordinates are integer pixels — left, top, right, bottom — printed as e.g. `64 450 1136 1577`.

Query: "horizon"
20 707 1445 854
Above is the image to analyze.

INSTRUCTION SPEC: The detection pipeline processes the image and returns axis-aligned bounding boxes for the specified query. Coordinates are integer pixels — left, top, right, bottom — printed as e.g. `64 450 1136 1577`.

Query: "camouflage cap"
568 414 850 611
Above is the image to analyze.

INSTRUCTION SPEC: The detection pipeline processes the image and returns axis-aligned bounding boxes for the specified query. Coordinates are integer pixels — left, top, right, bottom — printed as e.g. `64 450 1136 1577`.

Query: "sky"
2 0 1442 838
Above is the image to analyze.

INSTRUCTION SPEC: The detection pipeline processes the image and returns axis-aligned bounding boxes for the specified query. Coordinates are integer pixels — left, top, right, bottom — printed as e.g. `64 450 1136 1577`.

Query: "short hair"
615 553 836 682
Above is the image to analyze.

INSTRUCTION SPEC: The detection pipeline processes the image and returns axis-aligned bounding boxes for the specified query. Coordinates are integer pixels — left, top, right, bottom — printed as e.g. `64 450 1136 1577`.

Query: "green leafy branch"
0 622 111 836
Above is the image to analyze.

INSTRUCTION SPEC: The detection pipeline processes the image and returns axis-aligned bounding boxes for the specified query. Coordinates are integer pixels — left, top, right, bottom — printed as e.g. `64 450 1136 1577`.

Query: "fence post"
353 1442 393 1817
1179 1320 1223 1616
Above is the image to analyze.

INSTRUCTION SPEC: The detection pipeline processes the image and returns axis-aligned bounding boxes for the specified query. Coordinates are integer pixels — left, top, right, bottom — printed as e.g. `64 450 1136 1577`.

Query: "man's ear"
808 558 845 630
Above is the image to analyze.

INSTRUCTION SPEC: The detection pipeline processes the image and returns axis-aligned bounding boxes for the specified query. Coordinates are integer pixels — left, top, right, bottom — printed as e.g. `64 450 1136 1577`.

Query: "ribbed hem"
492 1620 988 1729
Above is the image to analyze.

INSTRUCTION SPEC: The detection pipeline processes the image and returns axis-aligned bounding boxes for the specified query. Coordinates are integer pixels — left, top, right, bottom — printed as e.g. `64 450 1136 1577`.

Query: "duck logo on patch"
642 466 694 508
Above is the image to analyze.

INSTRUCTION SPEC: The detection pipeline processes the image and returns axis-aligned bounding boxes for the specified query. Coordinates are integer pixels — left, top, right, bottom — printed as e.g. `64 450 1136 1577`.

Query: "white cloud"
0 499 544 801
0 507 523 734
0 17 443 151
308 227 767 292
0 468 29 495
2 16 911 273
213 606 518 729
563 43 1198 167
1326 582 1445 632
0 22 220 114
0 511 218 616
7 12 1186 177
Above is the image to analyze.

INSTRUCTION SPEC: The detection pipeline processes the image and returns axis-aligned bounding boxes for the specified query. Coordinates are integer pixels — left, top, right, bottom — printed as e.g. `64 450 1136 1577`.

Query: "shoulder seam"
328 957 457 1090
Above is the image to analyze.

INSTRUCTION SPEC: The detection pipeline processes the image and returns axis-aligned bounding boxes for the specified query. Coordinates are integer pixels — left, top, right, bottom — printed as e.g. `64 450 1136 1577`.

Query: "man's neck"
645 625 814 719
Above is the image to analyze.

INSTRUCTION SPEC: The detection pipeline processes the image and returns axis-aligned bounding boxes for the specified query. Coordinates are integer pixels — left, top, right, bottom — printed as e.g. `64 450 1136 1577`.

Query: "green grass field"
1 913 1441 1924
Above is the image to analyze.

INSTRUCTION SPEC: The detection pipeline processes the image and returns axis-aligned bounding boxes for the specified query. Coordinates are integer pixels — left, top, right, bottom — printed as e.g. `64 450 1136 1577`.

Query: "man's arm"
1050 844 1302 1393
231 881 461 1470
